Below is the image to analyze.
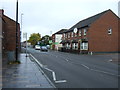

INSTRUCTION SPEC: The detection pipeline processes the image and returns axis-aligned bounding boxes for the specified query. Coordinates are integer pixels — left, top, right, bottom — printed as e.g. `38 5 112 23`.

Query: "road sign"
23 33 27 38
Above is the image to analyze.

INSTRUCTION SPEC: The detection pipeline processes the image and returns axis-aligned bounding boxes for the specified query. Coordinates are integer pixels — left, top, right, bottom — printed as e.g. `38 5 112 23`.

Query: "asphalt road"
25 48 119 88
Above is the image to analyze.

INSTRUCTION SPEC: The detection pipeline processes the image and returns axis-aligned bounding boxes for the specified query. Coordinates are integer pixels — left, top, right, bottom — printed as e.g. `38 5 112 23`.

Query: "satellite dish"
73 28 77 33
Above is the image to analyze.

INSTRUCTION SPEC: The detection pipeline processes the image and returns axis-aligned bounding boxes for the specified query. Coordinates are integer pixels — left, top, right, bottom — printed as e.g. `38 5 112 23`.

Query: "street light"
20 13 23 53
21 13 23 29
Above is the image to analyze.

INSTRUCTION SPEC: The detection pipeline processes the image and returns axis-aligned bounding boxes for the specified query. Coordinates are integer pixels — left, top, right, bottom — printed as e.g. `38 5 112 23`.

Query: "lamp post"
21 13 23 29
16 0 18 61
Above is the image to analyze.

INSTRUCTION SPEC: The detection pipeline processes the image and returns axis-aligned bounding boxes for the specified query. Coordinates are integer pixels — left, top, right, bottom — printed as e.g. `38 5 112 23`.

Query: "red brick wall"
88 10 119 52
52 34 55 50
3 15 21 52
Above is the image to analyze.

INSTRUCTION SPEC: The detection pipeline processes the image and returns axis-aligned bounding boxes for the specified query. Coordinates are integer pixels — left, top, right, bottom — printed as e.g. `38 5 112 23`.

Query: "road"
25 48 119 88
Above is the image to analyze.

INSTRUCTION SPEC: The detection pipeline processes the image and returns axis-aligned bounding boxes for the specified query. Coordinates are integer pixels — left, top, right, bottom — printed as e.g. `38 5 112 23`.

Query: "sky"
0 0 119 41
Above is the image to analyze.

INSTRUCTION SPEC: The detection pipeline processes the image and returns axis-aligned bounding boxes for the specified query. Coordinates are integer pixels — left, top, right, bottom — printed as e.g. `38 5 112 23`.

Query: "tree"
40 35 52 46
28 33 41 46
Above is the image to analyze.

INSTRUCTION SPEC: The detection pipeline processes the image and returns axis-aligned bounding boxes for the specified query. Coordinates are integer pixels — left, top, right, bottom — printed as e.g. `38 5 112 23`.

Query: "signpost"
23 32 27 57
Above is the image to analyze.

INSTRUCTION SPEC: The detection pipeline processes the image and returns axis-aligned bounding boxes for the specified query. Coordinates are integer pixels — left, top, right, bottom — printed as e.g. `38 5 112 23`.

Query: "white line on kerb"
81 64 90 69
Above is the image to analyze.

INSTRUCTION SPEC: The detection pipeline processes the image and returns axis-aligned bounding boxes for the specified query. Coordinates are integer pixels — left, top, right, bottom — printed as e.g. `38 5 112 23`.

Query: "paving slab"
2 54 54 88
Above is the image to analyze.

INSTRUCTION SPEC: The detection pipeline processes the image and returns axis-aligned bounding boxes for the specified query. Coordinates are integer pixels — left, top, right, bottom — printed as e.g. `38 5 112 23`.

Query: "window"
72 43 78 50
67 43 71 49
65 33 67 38
63 33 65 39
79 30 81 36
72 43 75 49
80 42 88 50
75 33 77 37
75 43 78 50
108 28 112 35
64 33 65 38
71 32 74 37
84 29 87 35
68 33 70 38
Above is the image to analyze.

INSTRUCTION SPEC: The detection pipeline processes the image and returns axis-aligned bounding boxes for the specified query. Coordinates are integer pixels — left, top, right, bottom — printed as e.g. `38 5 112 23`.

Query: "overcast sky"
0 0 119 41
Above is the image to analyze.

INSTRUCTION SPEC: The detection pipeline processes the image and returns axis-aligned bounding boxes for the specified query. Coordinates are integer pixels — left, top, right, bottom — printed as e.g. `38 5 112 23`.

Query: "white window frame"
72 43 78 50
80 42 88 50
68 43 71 49
84 29 87 36
75 43 78 50
75 33 77 37
79 30 81 36
68 33 70 38
72 43 75 49
71 32 74 37
108 28 112 35
65 33 67 38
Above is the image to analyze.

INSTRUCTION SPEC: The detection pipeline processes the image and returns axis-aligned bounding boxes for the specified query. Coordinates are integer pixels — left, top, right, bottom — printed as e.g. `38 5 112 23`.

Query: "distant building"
52 29 67 50
59 9 119 54
0 9 21 58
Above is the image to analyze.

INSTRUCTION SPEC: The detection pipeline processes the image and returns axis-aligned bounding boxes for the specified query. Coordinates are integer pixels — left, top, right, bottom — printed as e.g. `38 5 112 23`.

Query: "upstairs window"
84 29 87 35
79 30 81 36
108 28 112 35
68 33 70 38
71 32 74 37
65 33 67 38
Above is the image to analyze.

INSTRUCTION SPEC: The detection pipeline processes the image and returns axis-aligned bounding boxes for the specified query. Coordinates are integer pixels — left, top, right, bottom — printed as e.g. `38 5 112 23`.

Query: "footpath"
2 53 54 88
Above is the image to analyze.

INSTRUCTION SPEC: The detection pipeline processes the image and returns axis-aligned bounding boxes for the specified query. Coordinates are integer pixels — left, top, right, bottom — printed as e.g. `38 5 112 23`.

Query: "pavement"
2 53 54 88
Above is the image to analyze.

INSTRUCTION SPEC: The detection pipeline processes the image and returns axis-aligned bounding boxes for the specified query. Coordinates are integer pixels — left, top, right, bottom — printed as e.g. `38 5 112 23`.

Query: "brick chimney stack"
0 9 4 17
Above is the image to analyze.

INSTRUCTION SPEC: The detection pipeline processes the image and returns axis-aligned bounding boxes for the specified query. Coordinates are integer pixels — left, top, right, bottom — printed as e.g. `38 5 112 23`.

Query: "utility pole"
16 0 18 61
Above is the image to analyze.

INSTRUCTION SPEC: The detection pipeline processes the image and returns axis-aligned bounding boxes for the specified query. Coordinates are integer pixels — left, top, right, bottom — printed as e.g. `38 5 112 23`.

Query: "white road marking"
52 72 56 81
81 64 90 69
90 68 120 77
30 54 43 68
30 54 67 84
80 63 120 77
55 80 67 83
65 59 69 62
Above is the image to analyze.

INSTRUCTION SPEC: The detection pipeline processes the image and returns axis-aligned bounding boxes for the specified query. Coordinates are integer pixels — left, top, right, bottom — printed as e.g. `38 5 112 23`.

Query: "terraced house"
60 9 119 54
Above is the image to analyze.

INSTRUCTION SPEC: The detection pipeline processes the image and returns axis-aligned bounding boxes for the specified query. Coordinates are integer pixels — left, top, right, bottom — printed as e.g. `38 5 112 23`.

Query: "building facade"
0 9 21 58
60 9 119 54
52 29 67 50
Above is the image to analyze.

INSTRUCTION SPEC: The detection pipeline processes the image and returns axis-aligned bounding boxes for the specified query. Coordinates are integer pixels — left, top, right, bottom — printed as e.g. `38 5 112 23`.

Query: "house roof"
54 29 68 35
65 9 113 32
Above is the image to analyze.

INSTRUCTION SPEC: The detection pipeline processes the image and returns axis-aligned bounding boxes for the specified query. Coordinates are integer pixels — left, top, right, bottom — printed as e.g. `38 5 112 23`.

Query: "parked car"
46 45 50 49
35 45 41 50
41 46 48 51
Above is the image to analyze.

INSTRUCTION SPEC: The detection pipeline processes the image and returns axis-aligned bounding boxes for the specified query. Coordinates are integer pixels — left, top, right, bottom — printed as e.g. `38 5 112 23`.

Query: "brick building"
0 9 21 58
60 9 119 54
52 29 67 50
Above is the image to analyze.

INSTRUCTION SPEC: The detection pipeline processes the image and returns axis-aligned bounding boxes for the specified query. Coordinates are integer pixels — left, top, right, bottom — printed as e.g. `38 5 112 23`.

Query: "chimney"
0 9 4 17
